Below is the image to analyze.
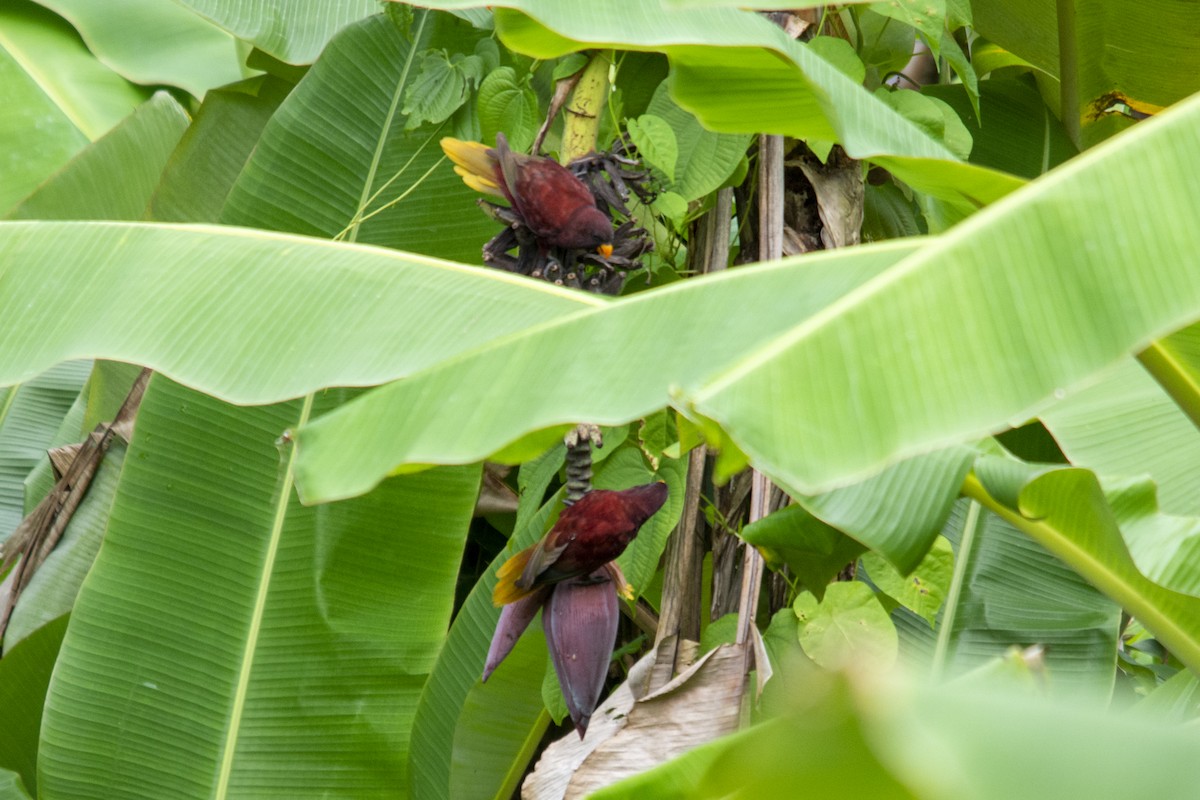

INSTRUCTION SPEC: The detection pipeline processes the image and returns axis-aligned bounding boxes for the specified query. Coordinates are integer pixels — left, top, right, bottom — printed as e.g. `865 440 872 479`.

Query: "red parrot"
493 482 668 606
441 133 614 256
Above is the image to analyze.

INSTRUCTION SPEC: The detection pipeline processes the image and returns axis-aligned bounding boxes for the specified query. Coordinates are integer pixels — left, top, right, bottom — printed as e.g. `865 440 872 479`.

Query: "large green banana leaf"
220 13 499 262
932 497 1120 693
5 92 189 222
417 0 1022 213
37 376 480 798
0 0 149 211
1040 358 1200 516
968 460 1200 672
589 669 1200 799
31 0 248 96
0 615 68 796
173 0 377 64
0 363 88 538
148 78 290 223
973 0 1200 146
294 90 1200 502
0 222 598 403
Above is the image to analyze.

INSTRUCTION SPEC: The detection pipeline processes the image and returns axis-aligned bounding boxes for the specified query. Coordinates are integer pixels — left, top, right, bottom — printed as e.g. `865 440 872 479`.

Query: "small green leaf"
1136 667 1200 720
869 0 947 43
928 95 975 160
452 52 485 87
626 114 678 183
385 2 414 40
971 39 1036 77
709 428 751 486
552 52 589 81
635 409 672 469
645 85 750 201
451 99 481 143
796 447 974 575
875 88 972 160
721 154 750 189
863 535 953 625
478 66 539 153
699 613 739 655
740 505 865 598
945 0 972 27
650 191 687 231
937 29 980 120
474 38 501 73
793 582 899 669
404 50 468 130
857 8 918 88
862 181 923 242
807 36 866 85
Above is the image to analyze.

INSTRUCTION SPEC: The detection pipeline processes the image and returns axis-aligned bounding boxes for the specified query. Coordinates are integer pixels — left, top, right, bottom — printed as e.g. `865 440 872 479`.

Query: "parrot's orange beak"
598 243 613 258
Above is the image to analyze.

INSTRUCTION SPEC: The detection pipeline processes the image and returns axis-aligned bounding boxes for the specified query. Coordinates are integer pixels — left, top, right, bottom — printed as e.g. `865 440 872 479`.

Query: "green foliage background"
1 1 1199 798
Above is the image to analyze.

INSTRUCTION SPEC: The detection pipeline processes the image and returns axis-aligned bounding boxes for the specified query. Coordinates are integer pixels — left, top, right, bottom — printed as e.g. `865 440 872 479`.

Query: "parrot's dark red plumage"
493 482 668 606
441 133 614 255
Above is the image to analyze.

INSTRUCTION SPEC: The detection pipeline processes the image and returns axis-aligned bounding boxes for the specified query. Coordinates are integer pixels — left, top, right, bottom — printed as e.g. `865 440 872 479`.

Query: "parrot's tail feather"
497 547 531 581
493 548 535 606
441 138 506 199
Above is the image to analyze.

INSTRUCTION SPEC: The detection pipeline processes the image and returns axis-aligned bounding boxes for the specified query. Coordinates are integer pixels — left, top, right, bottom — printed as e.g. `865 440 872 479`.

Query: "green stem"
560 51 611 163
349 8 429 243
1056 0 1081 149
216 393 314 799
334 156 446 240
931 499 982 679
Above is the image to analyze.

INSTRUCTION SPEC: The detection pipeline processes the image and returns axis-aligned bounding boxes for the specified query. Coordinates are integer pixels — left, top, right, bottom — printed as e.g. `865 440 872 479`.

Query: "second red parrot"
493 482 669 606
